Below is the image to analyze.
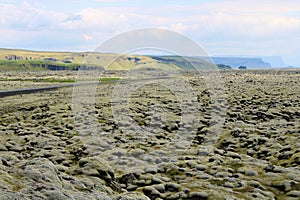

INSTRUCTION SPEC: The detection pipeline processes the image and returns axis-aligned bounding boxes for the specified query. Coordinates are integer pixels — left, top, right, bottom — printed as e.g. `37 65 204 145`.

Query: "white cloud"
163 0 300 15
0 4 66 31
83 34 93 41
0 0 299 65
60 7 136 32
93 0 127 2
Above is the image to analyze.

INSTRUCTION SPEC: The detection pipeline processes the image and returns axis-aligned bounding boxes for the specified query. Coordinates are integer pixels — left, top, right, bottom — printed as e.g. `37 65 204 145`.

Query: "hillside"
0 48 230 71
0 48 158 71
150 56 232 70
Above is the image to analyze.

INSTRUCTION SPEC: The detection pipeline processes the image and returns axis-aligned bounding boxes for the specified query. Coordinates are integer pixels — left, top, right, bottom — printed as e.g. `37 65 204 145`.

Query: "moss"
0 77 75 83
99 77 120 82
135 143 148 151
165 168 185 178
209 179 226 186
292 183 300 190
216 130 232 148
33 78 75 83
222 161 245 171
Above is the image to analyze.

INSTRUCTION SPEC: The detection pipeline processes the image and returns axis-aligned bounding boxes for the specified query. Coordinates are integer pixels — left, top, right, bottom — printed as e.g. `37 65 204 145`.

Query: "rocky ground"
0 69 299 200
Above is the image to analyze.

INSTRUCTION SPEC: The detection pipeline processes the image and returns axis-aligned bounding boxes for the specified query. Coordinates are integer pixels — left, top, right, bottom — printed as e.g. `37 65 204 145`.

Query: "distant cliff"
210 57 272 69
262 56 287 68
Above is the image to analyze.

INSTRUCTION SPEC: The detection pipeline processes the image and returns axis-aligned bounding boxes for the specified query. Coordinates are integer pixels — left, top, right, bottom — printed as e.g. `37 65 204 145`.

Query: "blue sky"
0 0 300 66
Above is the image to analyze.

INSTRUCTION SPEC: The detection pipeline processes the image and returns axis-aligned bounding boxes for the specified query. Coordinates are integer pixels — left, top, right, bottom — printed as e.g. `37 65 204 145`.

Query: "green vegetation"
222 161 245 171
150 55 227 70
0 77 122 83
99 77 120 82
0 60 43 70
209 179 226 186
0 48 233 71
0 60 88 71
34 78 75 83
0 77 75 83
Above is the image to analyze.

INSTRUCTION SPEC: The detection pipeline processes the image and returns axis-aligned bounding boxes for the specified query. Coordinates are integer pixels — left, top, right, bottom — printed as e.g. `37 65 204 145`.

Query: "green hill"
0 48 231 71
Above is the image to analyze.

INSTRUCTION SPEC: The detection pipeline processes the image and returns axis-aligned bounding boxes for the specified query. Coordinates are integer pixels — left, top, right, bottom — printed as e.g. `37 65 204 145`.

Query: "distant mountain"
261 56 287 68
203 56 288 69
208 57 272 69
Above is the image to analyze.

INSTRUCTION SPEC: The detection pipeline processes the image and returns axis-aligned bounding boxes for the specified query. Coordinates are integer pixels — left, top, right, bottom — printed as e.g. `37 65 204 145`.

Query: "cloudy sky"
0 0 300 66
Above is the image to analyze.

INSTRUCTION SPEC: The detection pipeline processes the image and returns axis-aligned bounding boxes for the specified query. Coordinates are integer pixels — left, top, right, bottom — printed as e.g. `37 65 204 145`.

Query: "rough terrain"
0 69 299 200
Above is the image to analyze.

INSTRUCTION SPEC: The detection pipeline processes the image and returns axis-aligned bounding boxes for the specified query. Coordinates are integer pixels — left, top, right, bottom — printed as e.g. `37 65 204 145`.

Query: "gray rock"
152 177 163 184
198 150 209 156
196 165 208 171
165 182 181 192
44 190 69 200
271 180 296 192
0 144 8 151
114 192 150 200
143 186 161 198
188 191 208 199
244 170 257 177
248 181 262 188
165 192 180 199
287 190 300 197
145 167 158 174
226 152 241 160
154 184 165 193
73 156 114 182
224 182 235 188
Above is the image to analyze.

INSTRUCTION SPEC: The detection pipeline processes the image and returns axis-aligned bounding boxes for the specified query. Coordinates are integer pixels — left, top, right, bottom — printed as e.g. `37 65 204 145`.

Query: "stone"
188 191 208 199
165 192 180 199
44 190 69 200
224 182 235 188
226 152 241 160
143 186 161 199
145 167 158 174
271 180 296 192
154 184 165 193
287 191 300 197
248 181 262 188
23 168 43 182
73 156 115 182
114 192 150 200
0 144 8 151
165 182 181 192
152 177 163 184
196 165 208 171
244 170 257 177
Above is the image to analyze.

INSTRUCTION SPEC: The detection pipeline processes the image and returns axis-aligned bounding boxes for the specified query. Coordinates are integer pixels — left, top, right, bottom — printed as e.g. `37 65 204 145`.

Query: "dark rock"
188 191 208 200
165 182 181 192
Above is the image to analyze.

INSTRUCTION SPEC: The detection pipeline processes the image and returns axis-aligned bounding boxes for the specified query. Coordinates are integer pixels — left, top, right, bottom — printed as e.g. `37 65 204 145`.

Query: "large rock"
114 192 151 200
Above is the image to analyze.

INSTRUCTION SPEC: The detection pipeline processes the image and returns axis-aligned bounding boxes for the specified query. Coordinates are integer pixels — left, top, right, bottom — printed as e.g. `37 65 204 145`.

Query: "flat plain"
0 69 299 200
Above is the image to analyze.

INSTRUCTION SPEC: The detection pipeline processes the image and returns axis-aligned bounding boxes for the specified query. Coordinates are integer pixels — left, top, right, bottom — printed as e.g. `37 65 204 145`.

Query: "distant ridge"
0 48 292 70
201 55 288 69
262 56 287 68
208 57 272 69
0 48 230 71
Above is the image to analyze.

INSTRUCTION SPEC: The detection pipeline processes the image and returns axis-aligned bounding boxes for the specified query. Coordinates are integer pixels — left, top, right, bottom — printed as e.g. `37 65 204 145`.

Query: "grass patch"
99 77 120 82
222 161 245 171
209 179 226 186
0 60 103 71
0 78 75 83
33 78 75 83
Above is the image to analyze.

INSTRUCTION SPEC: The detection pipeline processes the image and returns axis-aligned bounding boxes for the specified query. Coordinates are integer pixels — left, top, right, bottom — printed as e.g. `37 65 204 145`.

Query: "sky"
0 0 300 66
